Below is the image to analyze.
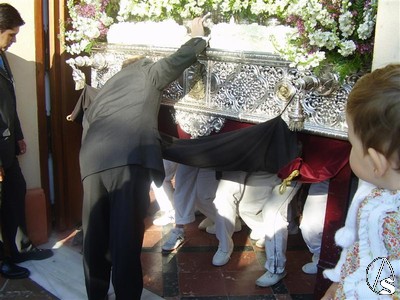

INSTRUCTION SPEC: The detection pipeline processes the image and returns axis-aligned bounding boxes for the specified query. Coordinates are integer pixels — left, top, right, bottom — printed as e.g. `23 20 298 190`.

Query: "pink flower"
98 23 108 38
76 3 97 18
296 19 305 35
100 0 110 11
356 42 373 54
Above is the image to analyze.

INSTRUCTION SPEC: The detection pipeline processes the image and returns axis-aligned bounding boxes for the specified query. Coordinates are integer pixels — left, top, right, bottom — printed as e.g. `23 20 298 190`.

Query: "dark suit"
80 37 207 299
0 52 27 259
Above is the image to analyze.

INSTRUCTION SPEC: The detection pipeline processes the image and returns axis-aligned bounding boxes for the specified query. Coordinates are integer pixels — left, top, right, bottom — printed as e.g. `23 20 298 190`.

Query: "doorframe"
34 0 51 231
35 0 85 231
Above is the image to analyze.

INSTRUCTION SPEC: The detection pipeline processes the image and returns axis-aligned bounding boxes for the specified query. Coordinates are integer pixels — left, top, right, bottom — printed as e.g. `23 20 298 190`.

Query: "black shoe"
13 247 54 263
0 261 30 279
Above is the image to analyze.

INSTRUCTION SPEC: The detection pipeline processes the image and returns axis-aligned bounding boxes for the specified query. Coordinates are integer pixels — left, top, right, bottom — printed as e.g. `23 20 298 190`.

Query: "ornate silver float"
69 42 358 140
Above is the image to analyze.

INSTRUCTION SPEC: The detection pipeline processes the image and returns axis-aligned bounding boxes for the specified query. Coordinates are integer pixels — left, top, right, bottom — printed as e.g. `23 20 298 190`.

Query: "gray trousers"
82 165 151 300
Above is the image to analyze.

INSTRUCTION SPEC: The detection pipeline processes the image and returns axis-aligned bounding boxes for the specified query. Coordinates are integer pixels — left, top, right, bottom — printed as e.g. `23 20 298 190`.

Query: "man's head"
121 55 145 69
0 3 24 51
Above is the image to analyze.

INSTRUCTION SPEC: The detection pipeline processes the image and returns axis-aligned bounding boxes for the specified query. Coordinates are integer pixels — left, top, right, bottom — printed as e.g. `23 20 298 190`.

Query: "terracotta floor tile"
142 229 163 248
223 250 264 272
143 270 163 296
183 230 219 248
223 270 274 296
233 229 254 246
176 251 215 273
178 271 227 296
142 252 163 273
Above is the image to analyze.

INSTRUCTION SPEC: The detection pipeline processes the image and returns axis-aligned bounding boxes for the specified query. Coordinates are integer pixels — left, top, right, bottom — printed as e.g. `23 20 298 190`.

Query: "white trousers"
262 181 302 274
214 171 280 252
151 159 178 212
299 180 329 256
173 164 219 225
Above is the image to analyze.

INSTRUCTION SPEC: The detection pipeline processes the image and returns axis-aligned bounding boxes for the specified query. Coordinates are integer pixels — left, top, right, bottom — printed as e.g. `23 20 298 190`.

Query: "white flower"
86 25 101 40
338 40 356 57
357 0 377 40
309 30 339 50
357 20 375 40
339 11 355 38
100 15 114 27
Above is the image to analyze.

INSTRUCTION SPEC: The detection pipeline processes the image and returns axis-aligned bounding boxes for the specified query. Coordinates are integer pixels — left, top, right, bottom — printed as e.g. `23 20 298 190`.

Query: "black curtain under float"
161 116 300 174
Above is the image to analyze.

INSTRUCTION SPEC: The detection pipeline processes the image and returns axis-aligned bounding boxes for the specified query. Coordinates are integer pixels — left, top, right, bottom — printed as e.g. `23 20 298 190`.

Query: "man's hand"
0 166 4 182
17 139 26 155
191 17 205 37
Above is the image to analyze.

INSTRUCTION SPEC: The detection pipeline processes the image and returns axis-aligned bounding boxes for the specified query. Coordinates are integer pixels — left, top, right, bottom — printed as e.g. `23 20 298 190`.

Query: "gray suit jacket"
79 38 207 186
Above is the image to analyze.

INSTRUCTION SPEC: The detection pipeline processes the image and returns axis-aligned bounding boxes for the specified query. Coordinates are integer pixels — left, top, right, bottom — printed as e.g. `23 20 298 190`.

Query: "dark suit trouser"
82 165 151 300
0 158 27 259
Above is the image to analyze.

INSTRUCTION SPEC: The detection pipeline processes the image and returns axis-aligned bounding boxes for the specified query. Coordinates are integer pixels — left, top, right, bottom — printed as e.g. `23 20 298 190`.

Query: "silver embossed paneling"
90 43 358 139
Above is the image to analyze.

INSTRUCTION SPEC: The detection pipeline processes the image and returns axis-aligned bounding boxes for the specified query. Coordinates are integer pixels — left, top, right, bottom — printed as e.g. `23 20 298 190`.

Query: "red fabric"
278 133 351 183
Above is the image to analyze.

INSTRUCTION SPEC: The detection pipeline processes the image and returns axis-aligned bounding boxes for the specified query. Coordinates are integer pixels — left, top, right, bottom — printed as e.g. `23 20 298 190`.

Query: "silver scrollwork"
174 110 225 138
88 44 359 139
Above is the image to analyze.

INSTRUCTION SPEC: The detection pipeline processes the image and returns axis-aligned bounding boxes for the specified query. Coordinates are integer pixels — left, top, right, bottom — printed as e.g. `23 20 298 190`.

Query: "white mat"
18 237 164 300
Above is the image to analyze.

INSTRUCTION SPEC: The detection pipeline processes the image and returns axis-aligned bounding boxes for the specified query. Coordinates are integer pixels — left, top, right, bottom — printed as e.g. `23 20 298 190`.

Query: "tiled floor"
142 209 316 300
0 198 316 299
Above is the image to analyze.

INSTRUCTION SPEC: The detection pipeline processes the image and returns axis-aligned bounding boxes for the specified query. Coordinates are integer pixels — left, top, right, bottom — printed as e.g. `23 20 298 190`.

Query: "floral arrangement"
268 0 378 79
63 0 118 55
63 0 377 79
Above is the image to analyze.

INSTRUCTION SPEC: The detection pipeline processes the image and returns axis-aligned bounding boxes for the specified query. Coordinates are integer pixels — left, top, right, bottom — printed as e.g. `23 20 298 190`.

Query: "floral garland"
63 0 377 79
63 0 117 55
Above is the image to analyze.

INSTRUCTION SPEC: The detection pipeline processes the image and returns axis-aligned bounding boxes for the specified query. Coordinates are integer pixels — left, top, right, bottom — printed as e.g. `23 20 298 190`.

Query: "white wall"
3 0 41 189
372 0 400 70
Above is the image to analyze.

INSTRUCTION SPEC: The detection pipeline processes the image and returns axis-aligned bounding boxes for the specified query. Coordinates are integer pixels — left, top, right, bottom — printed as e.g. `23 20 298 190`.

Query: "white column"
372 0 400 70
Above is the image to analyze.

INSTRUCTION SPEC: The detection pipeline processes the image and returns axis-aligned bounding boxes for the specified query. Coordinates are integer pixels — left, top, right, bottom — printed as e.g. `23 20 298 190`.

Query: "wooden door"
37 0 85 230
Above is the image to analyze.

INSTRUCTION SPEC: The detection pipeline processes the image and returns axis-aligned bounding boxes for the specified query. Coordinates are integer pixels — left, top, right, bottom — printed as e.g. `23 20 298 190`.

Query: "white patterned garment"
323 180 400 299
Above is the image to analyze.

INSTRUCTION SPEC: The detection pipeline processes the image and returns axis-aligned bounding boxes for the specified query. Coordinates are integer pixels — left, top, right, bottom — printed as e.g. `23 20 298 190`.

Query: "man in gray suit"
80 17 209 300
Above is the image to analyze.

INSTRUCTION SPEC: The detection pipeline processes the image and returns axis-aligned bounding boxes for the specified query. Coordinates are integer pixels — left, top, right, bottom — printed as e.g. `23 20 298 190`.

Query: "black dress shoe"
0 261 30 279
13 247 54 263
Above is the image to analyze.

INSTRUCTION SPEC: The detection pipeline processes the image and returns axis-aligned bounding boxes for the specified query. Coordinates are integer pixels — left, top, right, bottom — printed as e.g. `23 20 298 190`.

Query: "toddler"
322 64 400 299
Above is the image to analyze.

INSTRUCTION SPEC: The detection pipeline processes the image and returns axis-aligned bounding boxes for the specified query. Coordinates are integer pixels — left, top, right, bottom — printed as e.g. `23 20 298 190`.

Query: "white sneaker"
302 262 318 274
302 253 319 274
212 239 234 266
206 218 242 234
249 230 264 241
198 217 214 230
255 237 265 248
255 270 287 287
153 211 175 226
162 228 185 251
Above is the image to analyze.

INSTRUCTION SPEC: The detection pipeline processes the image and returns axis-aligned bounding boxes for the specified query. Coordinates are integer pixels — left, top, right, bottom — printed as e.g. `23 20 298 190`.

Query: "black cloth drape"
161 116 299 174
67 84 99 124
69 86 299 174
